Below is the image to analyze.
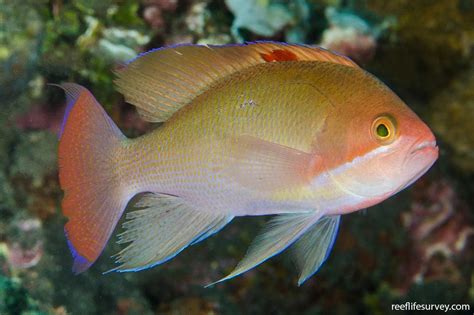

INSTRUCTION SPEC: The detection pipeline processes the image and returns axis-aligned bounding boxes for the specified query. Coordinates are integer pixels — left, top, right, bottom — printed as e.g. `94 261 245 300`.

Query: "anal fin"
208 211 324 286
110 193 233 272
291 215 340 285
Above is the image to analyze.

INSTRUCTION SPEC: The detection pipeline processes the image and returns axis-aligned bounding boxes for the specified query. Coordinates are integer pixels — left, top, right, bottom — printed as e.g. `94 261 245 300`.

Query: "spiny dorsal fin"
115 42 358 122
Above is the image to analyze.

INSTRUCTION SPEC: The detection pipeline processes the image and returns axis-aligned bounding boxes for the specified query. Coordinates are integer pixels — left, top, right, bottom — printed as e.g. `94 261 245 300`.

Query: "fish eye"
376 123 389 138
372 115 397 144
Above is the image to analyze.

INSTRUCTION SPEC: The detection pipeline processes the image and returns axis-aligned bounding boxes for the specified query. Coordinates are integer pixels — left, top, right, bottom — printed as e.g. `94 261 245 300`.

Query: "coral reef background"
0 0 473 314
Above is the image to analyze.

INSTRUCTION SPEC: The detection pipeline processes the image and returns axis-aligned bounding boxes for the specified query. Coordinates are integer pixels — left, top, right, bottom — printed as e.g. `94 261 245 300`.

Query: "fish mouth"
397 139 438 192
410 140 438 155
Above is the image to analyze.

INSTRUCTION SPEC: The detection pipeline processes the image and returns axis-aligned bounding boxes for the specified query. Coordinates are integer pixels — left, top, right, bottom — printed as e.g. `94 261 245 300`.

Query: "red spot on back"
260 49 298 62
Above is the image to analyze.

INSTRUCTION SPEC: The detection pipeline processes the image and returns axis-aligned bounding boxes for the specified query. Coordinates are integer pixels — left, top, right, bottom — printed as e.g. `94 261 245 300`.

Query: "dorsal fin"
115 41 358 122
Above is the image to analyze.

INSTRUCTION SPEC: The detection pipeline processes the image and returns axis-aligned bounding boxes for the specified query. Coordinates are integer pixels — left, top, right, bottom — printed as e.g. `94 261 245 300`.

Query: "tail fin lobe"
58 83 129 273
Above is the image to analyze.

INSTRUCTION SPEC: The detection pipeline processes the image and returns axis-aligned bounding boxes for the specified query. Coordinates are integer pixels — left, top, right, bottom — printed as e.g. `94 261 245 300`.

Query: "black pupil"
377 123 389 137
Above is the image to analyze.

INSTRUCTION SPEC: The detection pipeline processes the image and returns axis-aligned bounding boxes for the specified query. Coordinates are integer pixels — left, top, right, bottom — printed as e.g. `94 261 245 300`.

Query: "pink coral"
143 0 179 31
143 5 165 30
320 27 376 65
7 242 43 269
319 8 384 64
6 218 44 269
397 179 474 292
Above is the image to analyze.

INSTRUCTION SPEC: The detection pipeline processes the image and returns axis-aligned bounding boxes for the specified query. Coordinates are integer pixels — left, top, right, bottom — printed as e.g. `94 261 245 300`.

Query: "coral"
398 179 473 292
98 28 151 62
6 217 44 270
168 0 232 46
225 0 310 42
143 5 165 30
319 7 391 64
77 16 151 63
38 0 151 108
185 0 212 37
143 0 179 31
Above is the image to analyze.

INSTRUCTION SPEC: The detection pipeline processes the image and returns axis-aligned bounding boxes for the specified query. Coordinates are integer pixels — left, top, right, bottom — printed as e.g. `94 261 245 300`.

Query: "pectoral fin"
225 136 321 192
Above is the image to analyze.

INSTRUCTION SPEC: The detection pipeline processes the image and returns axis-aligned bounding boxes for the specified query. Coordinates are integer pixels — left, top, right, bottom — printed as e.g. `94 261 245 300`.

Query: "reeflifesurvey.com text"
391 302 470 312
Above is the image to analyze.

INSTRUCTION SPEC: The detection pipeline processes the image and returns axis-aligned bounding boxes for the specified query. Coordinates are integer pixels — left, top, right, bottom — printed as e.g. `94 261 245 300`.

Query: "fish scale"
115 63 333 215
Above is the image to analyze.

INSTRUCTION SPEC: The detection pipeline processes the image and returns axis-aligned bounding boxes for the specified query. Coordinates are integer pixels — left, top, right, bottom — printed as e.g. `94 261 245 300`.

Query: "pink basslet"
58 42 438 285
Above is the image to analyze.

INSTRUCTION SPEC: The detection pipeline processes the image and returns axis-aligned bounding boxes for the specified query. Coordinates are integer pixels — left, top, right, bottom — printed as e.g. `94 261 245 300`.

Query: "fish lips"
409 140 439 157
399 140 439 192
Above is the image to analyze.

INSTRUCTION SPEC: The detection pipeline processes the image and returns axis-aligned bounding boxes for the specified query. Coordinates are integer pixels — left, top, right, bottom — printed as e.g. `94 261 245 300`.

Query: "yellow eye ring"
372 115 397 144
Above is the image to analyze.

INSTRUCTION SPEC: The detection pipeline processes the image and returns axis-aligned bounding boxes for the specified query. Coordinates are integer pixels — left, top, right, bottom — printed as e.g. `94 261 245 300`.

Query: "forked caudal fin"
58 83 130 273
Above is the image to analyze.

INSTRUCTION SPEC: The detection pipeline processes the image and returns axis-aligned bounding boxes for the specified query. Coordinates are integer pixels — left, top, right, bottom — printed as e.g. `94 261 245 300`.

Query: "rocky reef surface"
0 0 472 314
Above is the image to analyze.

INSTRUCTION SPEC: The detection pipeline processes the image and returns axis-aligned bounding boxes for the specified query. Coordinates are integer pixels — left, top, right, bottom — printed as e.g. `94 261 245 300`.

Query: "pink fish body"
58 42 438 285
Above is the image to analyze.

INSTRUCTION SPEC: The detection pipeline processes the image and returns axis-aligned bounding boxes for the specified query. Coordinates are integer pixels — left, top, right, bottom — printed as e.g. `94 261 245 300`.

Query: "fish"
58 42 438 285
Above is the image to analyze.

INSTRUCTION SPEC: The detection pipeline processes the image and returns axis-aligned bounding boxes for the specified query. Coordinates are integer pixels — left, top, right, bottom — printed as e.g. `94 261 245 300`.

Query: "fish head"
312 78 438 205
